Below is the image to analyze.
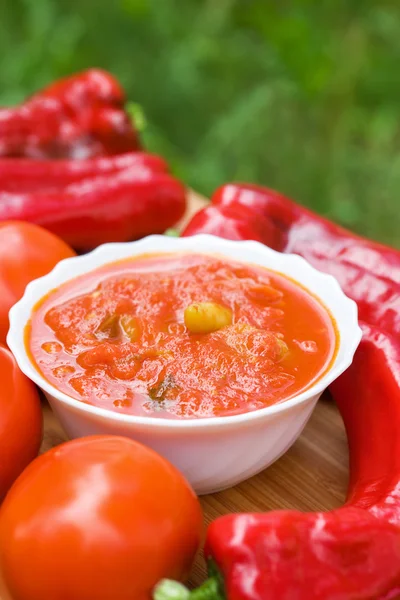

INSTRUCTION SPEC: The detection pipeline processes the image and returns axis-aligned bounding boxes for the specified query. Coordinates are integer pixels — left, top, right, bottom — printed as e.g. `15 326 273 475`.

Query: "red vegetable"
183 203 284 250
0 344 42 502
0 69 140 159
0 152 168 193
0 160 187 251
331 324 400 524
0 436 203 600
154 184 400 599
0 221 76 345
156 330 400 600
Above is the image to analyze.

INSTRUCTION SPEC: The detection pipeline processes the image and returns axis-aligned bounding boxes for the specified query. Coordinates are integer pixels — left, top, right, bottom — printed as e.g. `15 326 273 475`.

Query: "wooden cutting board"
0 193 349 597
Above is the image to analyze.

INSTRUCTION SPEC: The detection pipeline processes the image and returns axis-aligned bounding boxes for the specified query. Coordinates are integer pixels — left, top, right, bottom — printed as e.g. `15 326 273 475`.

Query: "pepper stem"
125 101 147 132
164 228 180 237
153 577 221 600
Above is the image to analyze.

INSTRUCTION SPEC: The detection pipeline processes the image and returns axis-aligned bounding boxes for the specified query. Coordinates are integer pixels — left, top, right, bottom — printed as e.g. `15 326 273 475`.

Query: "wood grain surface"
0 192 349 597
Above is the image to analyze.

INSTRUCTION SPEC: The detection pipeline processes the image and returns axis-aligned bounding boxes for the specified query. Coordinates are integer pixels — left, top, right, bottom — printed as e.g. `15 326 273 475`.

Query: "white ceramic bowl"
8 234 362 495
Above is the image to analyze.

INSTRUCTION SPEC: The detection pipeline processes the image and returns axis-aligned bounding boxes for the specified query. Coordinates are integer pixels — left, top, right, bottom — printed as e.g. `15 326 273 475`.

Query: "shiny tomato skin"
0 221 76 344
0 435 203 600
0 344 42 502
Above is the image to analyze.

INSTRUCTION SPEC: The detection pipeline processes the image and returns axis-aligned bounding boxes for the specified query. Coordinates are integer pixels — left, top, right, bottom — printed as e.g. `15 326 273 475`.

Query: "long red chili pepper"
156 326 400 599
154 184 400 599
0 69 140 159
0 167 187 251
0 153 168 192
195 325 400 600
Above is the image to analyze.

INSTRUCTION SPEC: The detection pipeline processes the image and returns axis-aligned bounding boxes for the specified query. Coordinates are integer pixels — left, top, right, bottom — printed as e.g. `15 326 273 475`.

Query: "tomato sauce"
27 253 337 419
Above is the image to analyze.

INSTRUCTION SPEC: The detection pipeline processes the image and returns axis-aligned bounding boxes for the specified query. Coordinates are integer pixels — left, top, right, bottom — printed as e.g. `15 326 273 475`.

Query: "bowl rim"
7 234 363 429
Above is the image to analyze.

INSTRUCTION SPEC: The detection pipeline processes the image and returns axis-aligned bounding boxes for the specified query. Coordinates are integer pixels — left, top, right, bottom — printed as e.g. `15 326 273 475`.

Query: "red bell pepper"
0 160 187 251
154 184 400 599
0 69 140 159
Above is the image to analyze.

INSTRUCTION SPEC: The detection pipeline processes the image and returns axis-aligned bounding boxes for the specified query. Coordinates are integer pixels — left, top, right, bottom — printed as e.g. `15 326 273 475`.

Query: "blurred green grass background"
1 0 399 246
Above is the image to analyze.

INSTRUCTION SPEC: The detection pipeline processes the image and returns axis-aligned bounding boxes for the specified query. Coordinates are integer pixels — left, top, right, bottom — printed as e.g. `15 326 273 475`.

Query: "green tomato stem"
153 577 222 600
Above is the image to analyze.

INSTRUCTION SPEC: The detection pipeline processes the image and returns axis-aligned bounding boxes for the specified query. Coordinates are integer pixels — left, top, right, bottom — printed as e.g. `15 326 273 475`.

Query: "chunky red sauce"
27 253 337 419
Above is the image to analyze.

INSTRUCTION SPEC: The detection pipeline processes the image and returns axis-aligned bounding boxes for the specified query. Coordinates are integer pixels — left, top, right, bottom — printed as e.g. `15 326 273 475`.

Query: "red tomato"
0 344 42 502
0 221 76 344
0 436 203 600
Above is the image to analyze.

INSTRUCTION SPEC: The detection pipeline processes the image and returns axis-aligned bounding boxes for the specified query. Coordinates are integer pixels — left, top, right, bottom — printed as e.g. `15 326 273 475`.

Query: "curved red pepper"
0 153 168 193
332 325 400 522
0 168 187 251
156 330 400 600
200 324 400 600
0 69 140 159
154 184 400 599
184 203 285 250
